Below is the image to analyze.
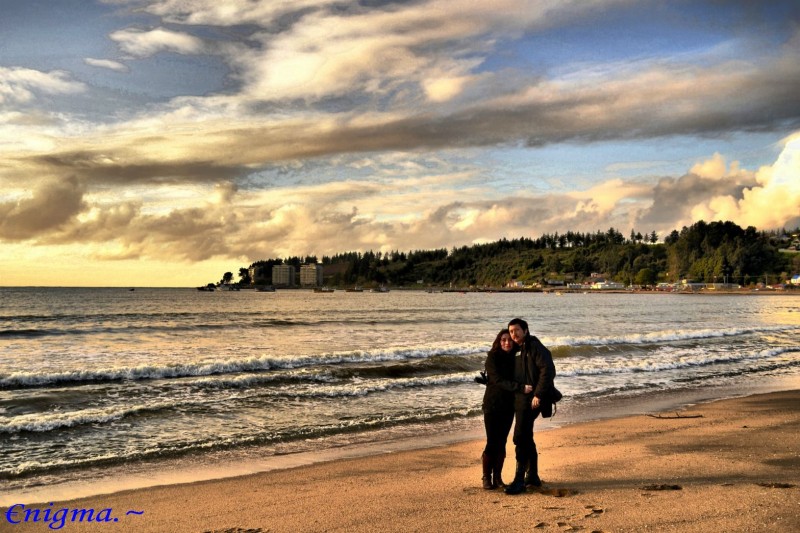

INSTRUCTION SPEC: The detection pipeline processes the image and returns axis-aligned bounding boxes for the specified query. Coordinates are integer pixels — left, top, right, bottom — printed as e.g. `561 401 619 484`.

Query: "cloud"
635 157 758 230
4 2 798 192
636 138 800 232
13 48 800 186
0 177 87 240
689 152 731 180
139 0 336 26
39 185 233 262
84 58 129 72
21 31 800 187
128 0 632 104
0 67 86 104
113 0 800 144
110 27 204 57
4 1 800 271
3 132 798 264
688 135 800 230
423 76 477 103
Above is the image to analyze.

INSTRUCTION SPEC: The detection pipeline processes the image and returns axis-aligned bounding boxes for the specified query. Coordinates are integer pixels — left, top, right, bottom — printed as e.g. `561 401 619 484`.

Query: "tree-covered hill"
240 221 798 288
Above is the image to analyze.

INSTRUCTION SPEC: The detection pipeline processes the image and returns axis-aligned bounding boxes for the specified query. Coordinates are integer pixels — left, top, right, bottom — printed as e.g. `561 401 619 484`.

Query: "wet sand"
3 390 798 532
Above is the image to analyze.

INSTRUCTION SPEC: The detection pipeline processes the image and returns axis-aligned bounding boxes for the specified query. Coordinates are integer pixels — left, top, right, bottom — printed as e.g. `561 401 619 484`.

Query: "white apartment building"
272 264 296 287
300 264 324 287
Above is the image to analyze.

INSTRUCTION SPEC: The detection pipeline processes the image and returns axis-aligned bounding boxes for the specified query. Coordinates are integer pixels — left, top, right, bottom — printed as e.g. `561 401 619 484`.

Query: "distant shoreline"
2 285 798 294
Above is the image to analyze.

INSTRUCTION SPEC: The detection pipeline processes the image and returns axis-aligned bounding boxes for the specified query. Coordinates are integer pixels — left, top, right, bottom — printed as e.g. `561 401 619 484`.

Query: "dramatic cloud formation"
1 0 799 285
4 139 795 269
689 134 800 231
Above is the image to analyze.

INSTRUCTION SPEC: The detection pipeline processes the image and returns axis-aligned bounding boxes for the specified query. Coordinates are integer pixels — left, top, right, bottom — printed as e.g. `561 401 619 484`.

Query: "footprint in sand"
204 529 264 533
641 483 682 491
555 522 593 531
534 487 579 497
584 505 605 518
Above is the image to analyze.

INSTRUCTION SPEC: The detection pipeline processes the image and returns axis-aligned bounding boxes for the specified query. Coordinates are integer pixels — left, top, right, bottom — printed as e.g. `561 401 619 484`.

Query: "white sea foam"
557 345 800 377
0 392 258 434
0 404 155 434
544 325 790 347
0 345 486 388
265 373 476 398
2 325 796 389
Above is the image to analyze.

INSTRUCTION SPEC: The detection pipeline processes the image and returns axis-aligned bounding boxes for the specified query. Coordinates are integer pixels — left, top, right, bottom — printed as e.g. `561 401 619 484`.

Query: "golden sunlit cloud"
695 136 800 230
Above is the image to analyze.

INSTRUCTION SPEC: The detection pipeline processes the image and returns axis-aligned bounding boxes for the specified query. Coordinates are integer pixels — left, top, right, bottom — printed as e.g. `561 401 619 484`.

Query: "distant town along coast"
204 220 800 292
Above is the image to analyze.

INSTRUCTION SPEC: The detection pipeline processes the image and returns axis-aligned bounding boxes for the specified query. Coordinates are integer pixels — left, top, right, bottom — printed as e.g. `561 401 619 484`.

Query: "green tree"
635 268 656 286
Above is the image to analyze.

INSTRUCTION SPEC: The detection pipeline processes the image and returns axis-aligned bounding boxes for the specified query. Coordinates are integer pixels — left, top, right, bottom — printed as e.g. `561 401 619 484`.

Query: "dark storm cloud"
30 151 246 184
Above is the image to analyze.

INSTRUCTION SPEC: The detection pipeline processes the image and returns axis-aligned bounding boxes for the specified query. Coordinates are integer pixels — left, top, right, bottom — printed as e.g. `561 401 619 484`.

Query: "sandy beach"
3 390 798 533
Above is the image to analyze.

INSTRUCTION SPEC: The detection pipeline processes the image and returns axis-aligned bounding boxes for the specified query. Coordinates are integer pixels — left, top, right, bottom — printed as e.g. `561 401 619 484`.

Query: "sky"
1 0 799 287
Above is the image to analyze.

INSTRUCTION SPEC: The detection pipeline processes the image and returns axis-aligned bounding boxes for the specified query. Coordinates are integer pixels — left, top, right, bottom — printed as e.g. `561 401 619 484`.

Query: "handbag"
539 386 562 418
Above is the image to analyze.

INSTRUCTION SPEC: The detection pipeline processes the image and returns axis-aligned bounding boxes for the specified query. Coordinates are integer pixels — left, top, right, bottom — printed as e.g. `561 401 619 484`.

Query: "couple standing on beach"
480 318 557 495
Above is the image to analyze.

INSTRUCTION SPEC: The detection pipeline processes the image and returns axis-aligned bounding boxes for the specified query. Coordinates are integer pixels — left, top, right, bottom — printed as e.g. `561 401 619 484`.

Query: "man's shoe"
525 473 542 487
504 461 527 495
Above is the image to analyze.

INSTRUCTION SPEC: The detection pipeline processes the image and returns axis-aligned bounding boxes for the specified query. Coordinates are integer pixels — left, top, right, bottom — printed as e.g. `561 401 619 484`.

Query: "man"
504 317 556 495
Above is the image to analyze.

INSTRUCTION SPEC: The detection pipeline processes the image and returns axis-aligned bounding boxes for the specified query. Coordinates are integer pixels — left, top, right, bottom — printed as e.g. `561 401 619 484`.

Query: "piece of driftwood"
645 412 704 419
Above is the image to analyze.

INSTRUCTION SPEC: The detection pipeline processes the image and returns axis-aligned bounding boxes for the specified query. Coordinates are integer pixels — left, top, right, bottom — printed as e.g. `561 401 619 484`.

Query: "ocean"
1 287 799 503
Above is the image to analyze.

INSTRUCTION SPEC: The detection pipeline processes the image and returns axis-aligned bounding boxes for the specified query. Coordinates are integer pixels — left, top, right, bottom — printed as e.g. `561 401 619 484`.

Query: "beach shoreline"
5 373 798 509
3 389 798 532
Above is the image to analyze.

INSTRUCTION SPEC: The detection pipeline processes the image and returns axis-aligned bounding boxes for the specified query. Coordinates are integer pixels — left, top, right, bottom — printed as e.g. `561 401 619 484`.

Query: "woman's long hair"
489 328 518 355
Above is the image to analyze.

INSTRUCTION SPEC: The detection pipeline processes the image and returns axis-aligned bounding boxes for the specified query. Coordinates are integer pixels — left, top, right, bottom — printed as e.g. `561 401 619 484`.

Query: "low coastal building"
791 274 800 285
300 263 324 287
272 264 296 287
591 280 626 290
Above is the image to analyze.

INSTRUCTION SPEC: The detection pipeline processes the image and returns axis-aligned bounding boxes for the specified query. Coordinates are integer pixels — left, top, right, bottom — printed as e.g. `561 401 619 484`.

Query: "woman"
480 328 519 489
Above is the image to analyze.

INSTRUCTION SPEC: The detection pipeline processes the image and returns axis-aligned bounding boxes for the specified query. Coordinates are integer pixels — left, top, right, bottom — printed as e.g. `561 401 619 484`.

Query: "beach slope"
3 390 799 532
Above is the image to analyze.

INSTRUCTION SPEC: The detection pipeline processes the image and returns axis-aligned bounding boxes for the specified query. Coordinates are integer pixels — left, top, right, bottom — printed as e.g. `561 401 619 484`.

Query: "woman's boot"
481 452 495 489
493 452 506 488
504 461 527 495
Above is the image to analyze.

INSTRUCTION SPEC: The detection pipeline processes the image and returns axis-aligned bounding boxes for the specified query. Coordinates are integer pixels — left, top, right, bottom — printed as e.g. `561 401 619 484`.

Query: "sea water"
1 288 799 501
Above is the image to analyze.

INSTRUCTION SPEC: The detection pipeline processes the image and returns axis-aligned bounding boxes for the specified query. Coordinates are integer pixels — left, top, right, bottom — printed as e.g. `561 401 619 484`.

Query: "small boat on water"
313 287 334 293
370 286 390 293
346 286 364 292
196 284 216 292
255 286 276 292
